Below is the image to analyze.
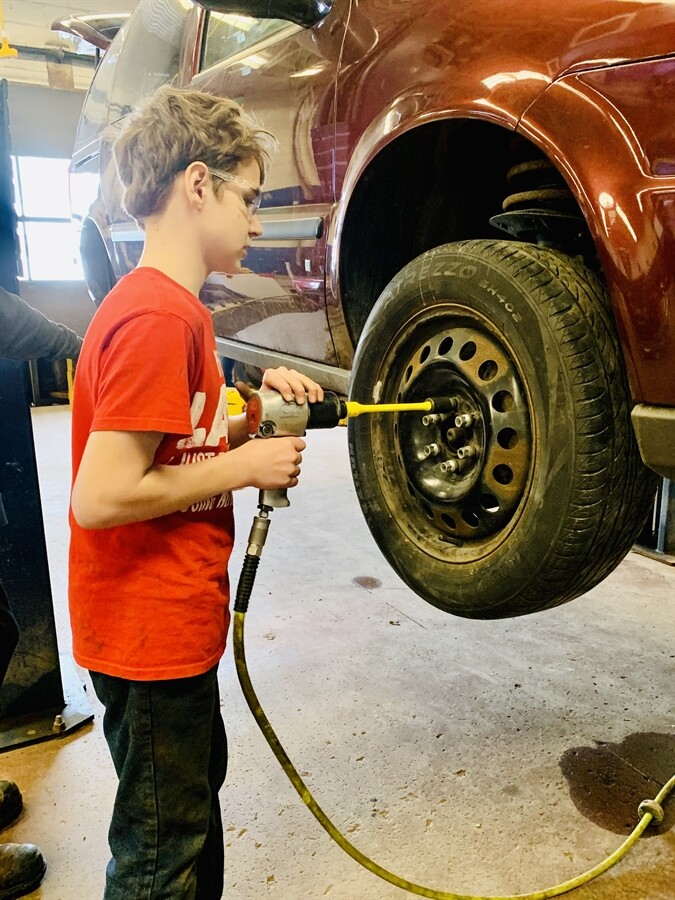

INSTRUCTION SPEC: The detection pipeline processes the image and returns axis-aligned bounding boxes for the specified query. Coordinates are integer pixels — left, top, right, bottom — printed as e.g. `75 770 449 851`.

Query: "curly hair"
113 85 274 221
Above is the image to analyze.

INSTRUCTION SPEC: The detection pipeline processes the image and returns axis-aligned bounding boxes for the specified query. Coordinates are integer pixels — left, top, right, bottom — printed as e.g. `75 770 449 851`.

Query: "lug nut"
423 443 441 458
446 427 463 443
439 459 459 473
457 445 476 459
422 414 441 426
455 413 475 428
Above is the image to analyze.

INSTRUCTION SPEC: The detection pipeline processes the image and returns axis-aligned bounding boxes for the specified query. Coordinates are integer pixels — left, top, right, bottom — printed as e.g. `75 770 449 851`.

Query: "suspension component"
488 142 589 252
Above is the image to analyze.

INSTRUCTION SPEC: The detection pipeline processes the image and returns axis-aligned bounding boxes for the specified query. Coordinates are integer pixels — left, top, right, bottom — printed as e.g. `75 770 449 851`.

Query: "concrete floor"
0 404 674 900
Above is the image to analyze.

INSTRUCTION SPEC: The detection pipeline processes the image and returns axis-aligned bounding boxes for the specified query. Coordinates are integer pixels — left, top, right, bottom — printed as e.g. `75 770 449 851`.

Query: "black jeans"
0 582 20 692
90 666 227 900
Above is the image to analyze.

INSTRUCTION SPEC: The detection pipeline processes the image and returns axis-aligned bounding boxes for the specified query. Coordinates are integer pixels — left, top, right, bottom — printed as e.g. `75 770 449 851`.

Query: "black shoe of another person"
0 785 21 832
0 844 46 900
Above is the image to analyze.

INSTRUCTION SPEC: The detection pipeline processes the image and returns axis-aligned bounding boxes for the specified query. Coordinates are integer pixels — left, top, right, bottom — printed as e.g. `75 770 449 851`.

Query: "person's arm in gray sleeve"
0 286 83 361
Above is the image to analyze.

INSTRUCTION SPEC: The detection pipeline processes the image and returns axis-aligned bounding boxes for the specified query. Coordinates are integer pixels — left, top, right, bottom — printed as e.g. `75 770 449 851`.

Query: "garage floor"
1 406 674 900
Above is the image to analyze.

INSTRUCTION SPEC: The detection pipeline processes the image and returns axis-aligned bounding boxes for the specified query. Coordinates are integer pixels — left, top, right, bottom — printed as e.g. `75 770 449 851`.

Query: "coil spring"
502 157 576 215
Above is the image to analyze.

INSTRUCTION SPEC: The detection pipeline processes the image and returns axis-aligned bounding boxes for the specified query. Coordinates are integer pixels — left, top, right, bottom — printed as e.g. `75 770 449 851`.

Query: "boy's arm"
71 428 305 530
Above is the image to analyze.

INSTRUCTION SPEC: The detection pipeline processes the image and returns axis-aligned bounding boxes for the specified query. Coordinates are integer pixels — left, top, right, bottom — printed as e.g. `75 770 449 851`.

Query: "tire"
348 240 657 619
80 223 116 307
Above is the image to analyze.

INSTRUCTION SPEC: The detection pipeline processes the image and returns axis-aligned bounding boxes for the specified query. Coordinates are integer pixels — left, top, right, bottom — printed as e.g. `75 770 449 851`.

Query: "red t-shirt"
69 267 235 680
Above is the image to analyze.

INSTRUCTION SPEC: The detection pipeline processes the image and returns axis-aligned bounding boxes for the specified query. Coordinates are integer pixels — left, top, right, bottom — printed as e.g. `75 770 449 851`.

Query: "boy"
69 86 323 899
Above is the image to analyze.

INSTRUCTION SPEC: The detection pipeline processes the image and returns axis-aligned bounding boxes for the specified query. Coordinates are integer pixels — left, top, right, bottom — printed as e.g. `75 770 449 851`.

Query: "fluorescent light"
290 65 324 78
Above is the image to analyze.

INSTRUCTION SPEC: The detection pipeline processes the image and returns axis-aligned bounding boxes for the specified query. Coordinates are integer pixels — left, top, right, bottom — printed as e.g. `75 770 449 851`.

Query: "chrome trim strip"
110 217 323 244
256 216 323 241
215 338 350 394
111 228 144 243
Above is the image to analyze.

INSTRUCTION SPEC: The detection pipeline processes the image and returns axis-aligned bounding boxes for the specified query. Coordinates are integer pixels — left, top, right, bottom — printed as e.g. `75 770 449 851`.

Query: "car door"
188 4 348 372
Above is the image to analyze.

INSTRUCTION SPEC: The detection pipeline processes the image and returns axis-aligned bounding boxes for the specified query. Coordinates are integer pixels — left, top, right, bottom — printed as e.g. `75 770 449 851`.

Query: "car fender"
518 64 675 406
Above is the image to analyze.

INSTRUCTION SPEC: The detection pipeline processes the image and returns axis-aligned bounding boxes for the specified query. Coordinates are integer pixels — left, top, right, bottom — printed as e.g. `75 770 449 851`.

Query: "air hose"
233 509 674 899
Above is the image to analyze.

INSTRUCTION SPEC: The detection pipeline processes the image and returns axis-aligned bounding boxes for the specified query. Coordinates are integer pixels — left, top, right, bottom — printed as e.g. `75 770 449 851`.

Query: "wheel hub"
392 322 532 542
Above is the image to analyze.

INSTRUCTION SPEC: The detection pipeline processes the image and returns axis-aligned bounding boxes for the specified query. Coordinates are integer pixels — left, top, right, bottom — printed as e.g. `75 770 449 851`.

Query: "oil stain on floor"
559 731 675 835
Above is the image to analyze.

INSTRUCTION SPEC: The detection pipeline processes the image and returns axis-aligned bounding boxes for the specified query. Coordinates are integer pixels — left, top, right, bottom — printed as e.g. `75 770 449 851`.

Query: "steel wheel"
390 313 532 548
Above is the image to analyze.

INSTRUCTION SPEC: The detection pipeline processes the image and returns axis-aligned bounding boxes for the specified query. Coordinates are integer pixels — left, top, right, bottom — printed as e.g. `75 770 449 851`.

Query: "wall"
7 82 85 158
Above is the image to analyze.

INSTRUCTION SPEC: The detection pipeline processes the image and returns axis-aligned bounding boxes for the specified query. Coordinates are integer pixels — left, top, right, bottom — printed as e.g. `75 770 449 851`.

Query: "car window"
107 0 189 123
75 19 128 149
201 12 289 71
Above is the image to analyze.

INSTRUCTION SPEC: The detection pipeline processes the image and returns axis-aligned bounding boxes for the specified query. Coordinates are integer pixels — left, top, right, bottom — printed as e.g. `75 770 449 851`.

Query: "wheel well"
339 119 597 344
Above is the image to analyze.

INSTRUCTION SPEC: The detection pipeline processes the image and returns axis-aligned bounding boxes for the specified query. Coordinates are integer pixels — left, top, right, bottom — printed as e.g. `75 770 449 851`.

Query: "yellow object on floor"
67 358 75 404
227 386 246 416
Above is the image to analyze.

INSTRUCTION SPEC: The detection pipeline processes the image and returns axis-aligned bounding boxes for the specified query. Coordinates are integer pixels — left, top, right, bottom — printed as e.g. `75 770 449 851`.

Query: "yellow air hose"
232 608 674 899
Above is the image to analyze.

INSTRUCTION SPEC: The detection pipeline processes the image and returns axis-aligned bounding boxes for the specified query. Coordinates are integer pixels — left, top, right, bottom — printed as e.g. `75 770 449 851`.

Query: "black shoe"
0 785 21 832
0 844 46 899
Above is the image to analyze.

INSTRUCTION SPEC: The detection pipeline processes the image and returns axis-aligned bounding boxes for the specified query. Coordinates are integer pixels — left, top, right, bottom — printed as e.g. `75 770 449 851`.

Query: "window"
75 0 189 151
75 23 124 150
12 156 82 281
201 12 289 72
107 0 189 122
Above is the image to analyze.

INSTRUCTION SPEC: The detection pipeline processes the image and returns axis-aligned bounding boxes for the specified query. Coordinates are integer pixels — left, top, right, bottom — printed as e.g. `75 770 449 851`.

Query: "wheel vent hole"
405 365 413 382
461 509 480 528
478 359 498 381
420 345 431 363
441 513 456 529
492 390 514 412
459 341 477 361
481 494 499 512
497 427 518 449
493 464 513 485
439 336 454 355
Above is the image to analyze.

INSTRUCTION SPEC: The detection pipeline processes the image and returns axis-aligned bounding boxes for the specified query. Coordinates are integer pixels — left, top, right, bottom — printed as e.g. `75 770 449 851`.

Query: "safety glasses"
208 168 262 218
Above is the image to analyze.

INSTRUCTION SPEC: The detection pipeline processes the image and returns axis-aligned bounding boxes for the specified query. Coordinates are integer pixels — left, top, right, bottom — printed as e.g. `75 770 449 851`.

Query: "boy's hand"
232 435 306 490
260 366 324 405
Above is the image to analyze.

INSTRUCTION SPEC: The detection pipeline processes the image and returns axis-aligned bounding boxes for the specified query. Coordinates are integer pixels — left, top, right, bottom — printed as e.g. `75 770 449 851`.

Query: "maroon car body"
62 0 674 617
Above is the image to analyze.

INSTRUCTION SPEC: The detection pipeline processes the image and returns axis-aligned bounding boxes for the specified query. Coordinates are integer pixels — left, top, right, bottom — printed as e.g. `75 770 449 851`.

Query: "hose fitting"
638 798 664 825
234 505 272 614
234 555 259 614
246 507 271 557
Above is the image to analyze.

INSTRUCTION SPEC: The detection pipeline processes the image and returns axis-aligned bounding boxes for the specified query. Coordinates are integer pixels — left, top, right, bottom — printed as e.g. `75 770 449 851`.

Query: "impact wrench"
233 389 674 900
